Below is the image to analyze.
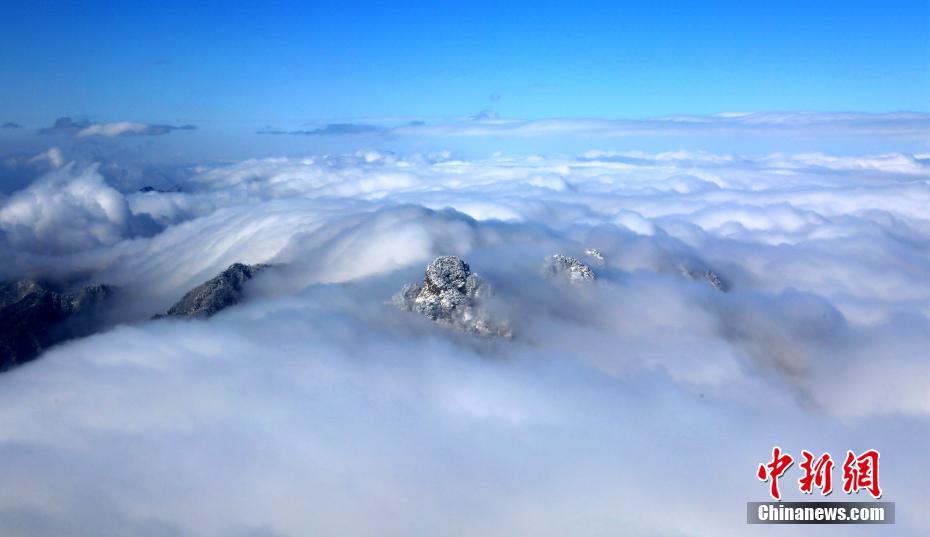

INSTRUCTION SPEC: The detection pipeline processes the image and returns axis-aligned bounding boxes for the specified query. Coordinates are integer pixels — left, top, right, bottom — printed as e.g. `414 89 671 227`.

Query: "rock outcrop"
701 270 727 291
542 254 596 283
393 256 511 337
584 248 606 266
678 264 728 292
157 263 268 319
0 280 116 370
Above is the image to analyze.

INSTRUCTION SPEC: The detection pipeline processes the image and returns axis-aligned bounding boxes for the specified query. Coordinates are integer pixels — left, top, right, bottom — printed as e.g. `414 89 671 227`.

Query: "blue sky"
1 0 928 128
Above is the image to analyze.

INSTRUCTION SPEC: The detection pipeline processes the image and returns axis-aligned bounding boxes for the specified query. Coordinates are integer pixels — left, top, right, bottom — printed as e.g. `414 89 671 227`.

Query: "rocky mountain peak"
394 256 510 338
157 263 268 319
423 255 473 295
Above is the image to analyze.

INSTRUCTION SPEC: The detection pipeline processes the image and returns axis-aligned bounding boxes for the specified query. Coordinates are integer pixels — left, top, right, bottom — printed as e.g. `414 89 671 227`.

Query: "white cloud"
0 163 133 254
27 146 64 168
77 121 160 138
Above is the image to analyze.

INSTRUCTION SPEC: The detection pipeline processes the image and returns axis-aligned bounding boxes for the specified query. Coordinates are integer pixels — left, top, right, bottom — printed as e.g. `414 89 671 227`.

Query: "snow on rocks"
542 254 596 283
394 256 511 338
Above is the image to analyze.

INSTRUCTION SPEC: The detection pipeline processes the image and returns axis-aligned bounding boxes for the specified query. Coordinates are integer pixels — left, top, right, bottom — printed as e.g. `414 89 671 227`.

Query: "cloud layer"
300 111 930 139
0 138 929 536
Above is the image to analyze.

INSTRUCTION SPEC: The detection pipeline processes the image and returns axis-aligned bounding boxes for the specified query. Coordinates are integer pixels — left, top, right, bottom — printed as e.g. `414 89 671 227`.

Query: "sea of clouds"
0 118 929 536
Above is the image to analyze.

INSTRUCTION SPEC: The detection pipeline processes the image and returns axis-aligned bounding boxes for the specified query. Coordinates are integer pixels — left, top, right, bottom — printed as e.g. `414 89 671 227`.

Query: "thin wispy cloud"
39 117 196 138
391 111 930 138
257 123 388 136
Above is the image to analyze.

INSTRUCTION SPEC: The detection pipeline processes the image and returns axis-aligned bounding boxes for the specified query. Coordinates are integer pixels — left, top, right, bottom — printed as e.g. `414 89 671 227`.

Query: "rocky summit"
542 254 596 283
0 280 116 370
157 263 268 319
394 256 511 338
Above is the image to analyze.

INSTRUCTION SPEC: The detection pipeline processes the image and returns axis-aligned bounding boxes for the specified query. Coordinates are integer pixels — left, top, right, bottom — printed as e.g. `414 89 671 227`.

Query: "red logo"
758 448 881 500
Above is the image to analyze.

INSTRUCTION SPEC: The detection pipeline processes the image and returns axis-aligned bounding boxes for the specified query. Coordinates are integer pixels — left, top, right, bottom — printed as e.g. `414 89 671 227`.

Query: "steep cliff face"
0 280 116 370
393 256 511 338
157 263 268 319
